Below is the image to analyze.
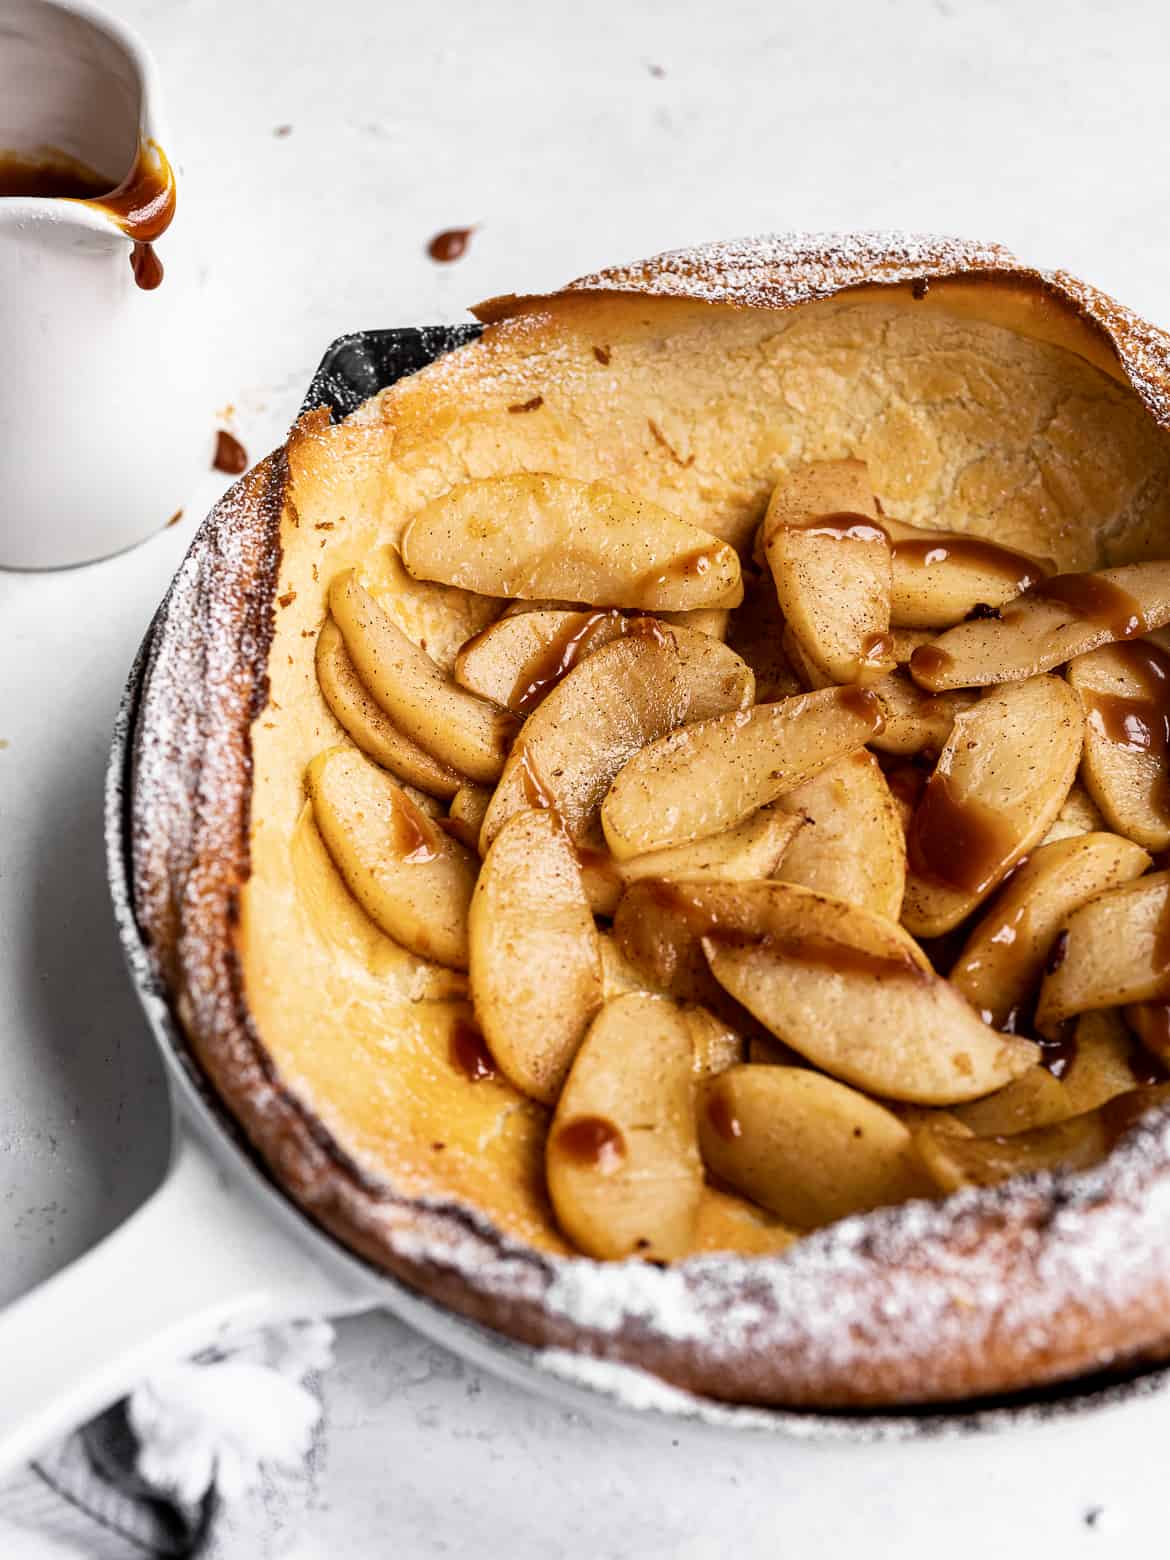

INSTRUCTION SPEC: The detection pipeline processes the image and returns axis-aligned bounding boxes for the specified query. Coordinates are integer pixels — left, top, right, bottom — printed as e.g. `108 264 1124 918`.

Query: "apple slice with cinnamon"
402 473 742 610
546 993 703 1260
1035 871 1170 1036
600 685 884 860
914 1085 1170 1191
316 619 462 798
698 1065 934 1227
1067 639 1170 852
775 750 907 921
469 809 603 1104
329 571 518 783
901 674 1084 937
306 746 478 969
908 562 1170 691
762 460 895 686
479 627 753 854
948 832 1151 1030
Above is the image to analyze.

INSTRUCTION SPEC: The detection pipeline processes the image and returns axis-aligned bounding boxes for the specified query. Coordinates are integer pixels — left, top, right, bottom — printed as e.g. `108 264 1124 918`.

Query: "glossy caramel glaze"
892 534 1045 595
555 1115 626 1171
906 774 1018 895
1022 572 1147 639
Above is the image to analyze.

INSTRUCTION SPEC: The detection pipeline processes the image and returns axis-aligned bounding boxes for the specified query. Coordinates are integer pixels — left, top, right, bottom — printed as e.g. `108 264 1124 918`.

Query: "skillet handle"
0 1131 367 1473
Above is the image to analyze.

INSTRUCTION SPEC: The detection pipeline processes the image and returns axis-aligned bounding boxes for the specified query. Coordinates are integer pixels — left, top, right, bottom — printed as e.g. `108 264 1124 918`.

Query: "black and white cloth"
0 1322 334 1559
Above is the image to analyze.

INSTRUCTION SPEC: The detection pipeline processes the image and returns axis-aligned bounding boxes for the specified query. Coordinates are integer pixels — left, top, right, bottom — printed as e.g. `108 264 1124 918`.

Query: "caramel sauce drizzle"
908 644 955 684
515 745 557 810
555 1115 626 1171
449 1018 497 1082
906 773 1017 895
0 140 175 289
891 534 1045 594
388 789 441 863
1021 572 1148 639
507 610 673 715
509 610 622 714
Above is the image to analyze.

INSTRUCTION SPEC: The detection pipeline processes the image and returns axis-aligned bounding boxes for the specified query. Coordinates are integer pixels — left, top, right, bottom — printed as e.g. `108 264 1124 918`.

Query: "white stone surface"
4 0 1170 1551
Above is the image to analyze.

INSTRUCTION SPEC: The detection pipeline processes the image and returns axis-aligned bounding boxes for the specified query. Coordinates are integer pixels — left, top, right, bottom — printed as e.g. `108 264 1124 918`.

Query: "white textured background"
4 0 1170 1552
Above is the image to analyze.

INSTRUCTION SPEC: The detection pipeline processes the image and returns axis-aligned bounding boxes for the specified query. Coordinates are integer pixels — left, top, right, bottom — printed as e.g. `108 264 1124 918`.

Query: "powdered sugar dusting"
566 231 1016 310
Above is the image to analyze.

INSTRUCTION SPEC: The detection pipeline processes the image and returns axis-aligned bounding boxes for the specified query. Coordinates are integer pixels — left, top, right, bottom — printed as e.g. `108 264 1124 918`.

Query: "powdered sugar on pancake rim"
128 233 1170 1421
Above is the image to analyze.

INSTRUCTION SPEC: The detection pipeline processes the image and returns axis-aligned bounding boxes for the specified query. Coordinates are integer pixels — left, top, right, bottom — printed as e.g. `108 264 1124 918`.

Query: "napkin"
0 1320 334 1558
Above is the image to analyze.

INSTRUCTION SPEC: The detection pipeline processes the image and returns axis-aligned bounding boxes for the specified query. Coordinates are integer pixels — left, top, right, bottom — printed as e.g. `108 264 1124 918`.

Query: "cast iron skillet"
2 327 1168 1471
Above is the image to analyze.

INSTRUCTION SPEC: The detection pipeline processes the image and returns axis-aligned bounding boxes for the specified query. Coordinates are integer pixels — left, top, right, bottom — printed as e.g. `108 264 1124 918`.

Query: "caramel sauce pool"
0 141 176 290
907 773 1017 895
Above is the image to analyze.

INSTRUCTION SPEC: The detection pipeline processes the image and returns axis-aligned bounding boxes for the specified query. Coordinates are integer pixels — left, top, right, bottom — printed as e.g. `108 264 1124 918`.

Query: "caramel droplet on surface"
213 430 248 474
450 1019 497 1082
428 226 473 262
909 644 957 687
556 1115 627 1172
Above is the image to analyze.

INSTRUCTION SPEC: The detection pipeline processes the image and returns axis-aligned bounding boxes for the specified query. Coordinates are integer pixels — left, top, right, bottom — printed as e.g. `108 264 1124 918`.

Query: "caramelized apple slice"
684 1003 746 1079
950 1067 1073 1136
869 671 977 757
455 610 739 719
702 893 1037 1105
763 460 894 685
305 746 478 969
546 993 703 1259
402 474 742 610
1035 872 1170 1036
902 675 1083 937
688 1186 798 1257
468 809 603 1104
1062 1008 1156 1115
290 800 467 1001
612 878 928 1010
601 686 884 861
329 572 518 783
780 624 834 690
1041 782 1107 844
315 620 462 798
914 1085 1170 1191
455 609 626 712
882 516 1050 629
578 803 800 918
776 750 907 920
612 878 1034 1102
949 833 1151 1029
1067 640 1170 852
444 783 492 852
1124 1001 1170 1071
909 562 1170 691
659 607 730 640
480 628 753 853
699 1066 932 1227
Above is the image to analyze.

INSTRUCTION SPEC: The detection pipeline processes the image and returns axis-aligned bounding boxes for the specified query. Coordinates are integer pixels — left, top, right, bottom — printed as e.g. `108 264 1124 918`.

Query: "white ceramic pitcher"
0 0 211 569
